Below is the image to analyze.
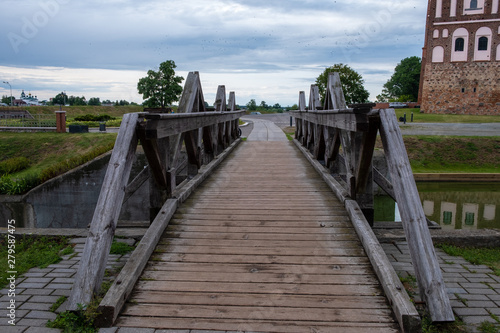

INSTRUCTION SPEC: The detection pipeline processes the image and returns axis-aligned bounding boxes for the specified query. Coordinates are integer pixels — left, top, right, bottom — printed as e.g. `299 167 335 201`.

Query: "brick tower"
418 0 500 114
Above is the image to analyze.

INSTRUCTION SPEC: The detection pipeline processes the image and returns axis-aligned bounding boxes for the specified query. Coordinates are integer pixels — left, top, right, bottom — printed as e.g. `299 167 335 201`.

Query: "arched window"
432 46 445 63
464 0 484 14
455 38 465 51
478 36 488 51
451 28 469 62
474 27 492 61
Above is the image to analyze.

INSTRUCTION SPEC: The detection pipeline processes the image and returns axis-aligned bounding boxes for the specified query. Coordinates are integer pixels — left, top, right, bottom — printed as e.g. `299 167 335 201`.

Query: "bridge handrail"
290 73 454 325
67 72 244 318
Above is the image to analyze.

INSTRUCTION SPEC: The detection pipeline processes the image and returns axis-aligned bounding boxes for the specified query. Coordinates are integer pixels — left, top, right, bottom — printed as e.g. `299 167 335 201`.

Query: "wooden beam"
214 85 226 112
141 111 245 139
345 200 421 333
324 72 347 110
290 111 370 132
355 116 380 193
308 85 321 111
378 109 454 323
123 166 150 204
96 198 178 327
68 113 139 311
373 167 396 201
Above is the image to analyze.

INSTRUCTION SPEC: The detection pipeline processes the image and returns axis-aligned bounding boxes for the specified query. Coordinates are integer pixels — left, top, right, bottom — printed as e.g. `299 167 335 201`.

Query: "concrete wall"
0 153 149 228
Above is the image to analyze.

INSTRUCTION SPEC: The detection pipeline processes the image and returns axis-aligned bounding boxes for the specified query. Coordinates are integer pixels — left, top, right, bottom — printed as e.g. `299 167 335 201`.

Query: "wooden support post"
68 113 139 311
379 109 454 323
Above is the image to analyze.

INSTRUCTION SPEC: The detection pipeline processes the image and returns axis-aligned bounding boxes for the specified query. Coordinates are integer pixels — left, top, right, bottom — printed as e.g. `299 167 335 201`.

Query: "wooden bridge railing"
290 73 454 325
67 72 245 319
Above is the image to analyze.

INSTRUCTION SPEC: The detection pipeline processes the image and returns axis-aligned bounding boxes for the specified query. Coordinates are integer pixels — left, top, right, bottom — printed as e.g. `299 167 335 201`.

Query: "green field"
0 132 117 194
393 108 500 123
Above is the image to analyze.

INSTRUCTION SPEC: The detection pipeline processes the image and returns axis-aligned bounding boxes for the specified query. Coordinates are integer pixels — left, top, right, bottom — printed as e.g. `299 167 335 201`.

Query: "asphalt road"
242 113 500 136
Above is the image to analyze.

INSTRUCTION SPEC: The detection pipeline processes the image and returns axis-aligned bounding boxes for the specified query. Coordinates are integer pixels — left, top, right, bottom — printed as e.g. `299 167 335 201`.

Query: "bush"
0 157 30 176
74 114 115 122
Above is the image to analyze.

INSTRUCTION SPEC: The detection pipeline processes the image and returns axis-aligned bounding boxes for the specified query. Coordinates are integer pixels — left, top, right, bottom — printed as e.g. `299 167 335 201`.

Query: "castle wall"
419 0 500 114
421 62 500 114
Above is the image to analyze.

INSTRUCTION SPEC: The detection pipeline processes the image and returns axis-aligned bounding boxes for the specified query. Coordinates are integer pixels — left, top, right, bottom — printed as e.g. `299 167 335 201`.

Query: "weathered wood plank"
345 199 421 332
145 262 374 275
96 199 178 327
141 111 245 139
68 113 139 310
129 291 390 309
134 280 381 296
116 317 399 333
379 108 454 322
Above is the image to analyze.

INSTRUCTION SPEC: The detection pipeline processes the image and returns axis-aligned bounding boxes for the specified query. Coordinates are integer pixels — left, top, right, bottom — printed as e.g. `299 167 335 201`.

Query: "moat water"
375 182 500 230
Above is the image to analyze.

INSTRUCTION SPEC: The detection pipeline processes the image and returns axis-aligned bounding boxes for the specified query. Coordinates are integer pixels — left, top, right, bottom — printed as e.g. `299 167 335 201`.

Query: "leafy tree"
68 96 86 106
246 99 257 111
273 103 281 109
137 60 184 108
316 64 370 105
52 92 68 105
1 95 12 105
115 100 130 106
88 97 101 106
383 56 421 102
259 101 268 109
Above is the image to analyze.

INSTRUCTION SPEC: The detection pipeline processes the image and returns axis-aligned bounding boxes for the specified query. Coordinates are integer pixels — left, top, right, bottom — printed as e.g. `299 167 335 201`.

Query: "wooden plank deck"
115 141 399 332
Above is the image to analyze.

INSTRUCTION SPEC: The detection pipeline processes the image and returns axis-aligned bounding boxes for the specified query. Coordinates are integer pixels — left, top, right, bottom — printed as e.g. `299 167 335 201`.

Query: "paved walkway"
241 118 288 141
0 235 136 333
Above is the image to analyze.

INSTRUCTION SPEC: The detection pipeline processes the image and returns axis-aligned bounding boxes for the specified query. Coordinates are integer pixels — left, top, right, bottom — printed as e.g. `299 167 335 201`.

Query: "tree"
68 95 86 106
52 92 68 105
246 99 257 111
1 95 12 105
137 60 184 108
383 56 421 102
88 97 101 106
315 64 370 105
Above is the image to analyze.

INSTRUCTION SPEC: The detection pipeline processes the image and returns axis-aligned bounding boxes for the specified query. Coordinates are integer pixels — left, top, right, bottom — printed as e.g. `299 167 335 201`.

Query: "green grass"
4 105 144 117
386 136 500 173
0 132 117 194
109 240 134 255
394 108 500 123
0 236 73 289
436 244 500 276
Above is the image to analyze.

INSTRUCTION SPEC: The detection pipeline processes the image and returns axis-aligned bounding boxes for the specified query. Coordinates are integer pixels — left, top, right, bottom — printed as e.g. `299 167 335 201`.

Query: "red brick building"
418 0 500 114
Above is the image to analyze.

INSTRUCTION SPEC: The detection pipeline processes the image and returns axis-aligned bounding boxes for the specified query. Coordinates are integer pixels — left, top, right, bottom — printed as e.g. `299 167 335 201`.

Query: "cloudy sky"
0 0 427 106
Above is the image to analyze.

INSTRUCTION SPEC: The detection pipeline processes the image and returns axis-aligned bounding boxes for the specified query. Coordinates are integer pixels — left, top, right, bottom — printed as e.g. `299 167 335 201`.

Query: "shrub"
0 157 30 176
74 114 115 122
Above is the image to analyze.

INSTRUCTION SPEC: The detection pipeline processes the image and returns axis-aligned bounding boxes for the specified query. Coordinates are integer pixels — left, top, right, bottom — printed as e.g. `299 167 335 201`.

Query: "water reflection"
375 182 500 230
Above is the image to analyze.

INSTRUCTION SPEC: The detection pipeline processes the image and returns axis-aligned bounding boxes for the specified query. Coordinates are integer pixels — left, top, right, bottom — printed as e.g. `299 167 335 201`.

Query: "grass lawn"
393 108 500 123
0 132 117 194
393 136 500 173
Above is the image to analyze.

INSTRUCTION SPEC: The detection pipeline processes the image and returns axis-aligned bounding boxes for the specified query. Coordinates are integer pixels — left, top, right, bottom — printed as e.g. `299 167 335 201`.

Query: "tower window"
478 36 488 51
455 38 465 51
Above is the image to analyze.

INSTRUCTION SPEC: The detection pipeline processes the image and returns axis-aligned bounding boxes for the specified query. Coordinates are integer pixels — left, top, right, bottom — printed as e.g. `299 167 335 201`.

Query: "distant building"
418 0 500 115
14 90 41 106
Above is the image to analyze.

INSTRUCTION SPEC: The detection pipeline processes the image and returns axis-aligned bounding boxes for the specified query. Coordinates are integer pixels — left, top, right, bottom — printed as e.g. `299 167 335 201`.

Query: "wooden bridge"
67 72 454 332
